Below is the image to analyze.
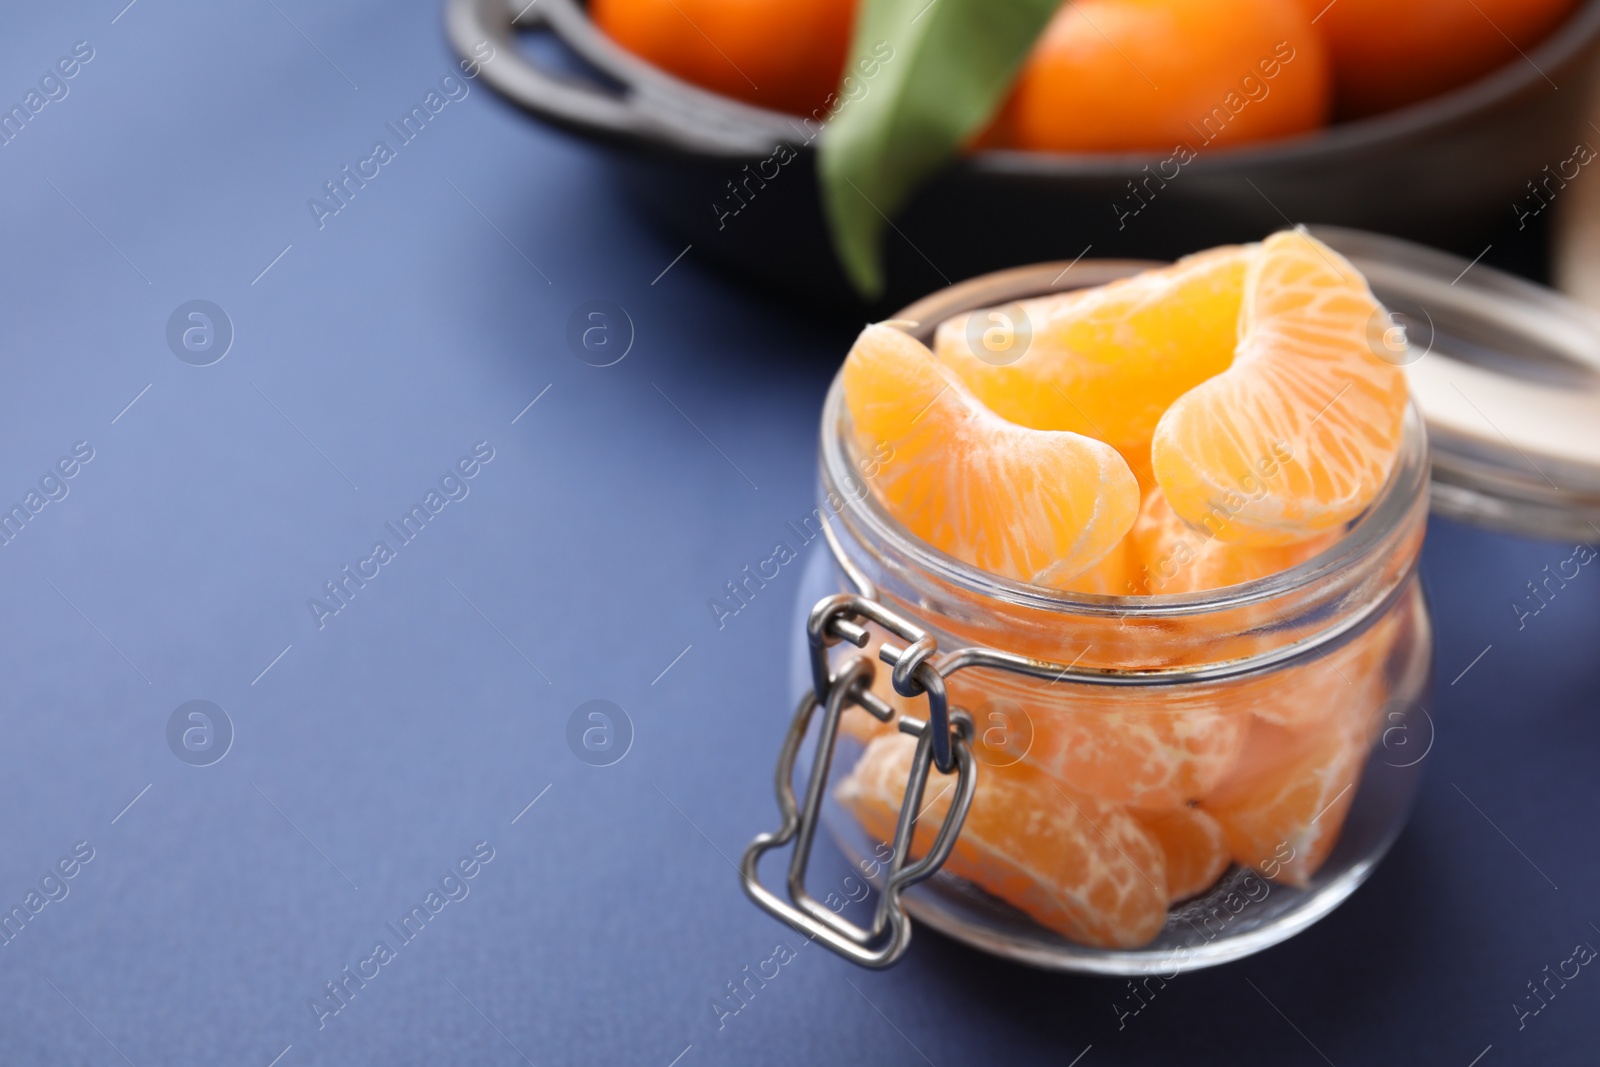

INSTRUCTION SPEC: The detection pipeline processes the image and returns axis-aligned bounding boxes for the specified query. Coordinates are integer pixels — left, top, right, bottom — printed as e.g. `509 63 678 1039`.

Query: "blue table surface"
1 3 1597 1065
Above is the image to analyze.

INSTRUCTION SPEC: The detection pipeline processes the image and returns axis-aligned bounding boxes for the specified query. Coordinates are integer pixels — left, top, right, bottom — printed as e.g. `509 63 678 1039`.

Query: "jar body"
793 353 1435 973
795 552 1431 973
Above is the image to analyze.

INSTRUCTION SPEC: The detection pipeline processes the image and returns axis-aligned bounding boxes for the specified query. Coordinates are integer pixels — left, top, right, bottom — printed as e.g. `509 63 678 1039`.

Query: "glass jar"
744 259 1435 975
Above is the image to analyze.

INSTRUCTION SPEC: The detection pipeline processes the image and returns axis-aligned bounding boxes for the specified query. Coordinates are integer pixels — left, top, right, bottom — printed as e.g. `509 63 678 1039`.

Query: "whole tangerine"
591 0 856 117
990 0 1331 153
1295 0 1581 118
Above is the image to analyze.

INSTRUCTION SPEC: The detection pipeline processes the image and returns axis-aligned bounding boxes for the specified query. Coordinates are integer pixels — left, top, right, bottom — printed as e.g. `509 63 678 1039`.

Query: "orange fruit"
933 245 1250 481
1201 711 1372 886
1128 484 1341 595
837 733 1170 947
843 323 1140 588
1151 229 1408 547
987 0 1329 153
1295 0 1580 118
1134 805 1230 903
590 0 855 116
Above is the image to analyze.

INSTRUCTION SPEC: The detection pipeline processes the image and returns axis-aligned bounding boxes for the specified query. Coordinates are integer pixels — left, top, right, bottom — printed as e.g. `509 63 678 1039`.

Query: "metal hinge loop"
740 593 976 969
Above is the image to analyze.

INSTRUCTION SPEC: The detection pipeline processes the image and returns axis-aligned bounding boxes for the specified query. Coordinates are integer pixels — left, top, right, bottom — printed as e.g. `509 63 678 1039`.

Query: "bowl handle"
444 0 796 157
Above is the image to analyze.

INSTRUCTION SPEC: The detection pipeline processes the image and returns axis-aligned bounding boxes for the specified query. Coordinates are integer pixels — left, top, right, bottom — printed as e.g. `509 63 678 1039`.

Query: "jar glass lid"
1314 226 1600 543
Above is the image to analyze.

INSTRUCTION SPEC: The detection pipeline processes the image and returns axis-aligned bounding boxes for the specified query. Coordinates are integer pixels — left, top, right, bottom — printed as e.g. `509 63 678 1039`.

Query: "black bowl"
446 0 1600 309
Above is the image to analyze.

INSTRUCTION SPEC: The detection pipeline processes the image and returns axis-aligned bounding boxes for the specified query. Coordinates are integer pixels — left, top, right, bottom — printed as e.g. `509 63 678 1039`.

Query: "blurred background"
0 1 1597 1064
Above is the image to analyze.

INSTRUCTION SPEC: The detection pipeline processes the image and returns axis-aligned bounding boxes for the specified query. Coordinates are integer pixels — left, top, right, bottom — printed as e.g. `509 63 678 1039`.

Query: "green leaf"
819 0 1059 299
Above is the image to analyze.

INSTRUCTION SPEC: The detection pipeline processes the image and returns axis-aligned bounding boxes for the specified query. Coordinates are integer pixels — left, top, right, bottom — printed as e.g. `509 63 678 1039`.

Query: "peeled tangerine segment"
1056 535 1135 595
1128 484 1341 595
1152 229 1409 546
1201 615 1394 886
843 323 1139 588
1202 709 1374 887
933 245 1250 477
1020 689 1250 812
1234 597 1405 731
1134 805 1231 905
836 733 1169 948
943 660 1249 812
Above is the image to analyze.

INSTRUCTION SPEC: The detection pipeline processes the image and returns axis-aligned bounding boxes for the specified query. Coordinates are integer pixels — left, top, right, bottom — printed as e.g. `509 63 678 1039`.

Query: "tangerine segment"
1154 552 1419 735
1152 229 1408 547
1019 692 1251 812
1129 485 1341 595
843 323 1140 588
1134 805 1230 904
1235 604 1399 733
941 665 1252 813
932 245 1251 474
1057 535 1135 596
1201 714 1369 887
836 734 1170 948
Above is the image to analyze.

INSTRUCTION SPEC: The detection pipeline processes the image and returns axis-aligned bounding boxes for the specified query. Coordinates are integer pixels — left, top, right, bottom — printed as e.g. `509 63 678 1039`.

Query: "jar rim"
817 266 1431 624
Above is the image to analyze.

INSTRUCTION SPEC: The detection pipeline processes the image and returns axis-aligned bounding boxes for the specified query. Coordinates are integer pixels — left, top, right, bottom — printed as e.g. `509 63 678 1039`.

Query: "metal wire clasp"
739 593 977 969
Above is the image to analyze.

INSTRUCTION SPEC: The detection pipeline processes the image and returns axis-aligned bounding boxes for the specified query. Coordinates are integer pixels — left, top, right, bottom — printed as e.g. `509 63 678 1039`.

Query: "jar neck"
817 375 1431 677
